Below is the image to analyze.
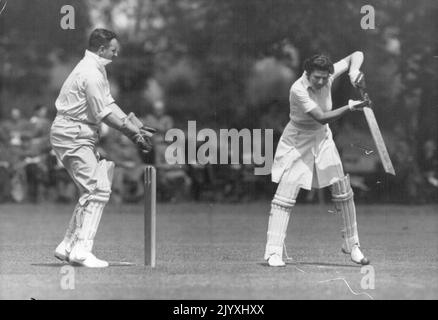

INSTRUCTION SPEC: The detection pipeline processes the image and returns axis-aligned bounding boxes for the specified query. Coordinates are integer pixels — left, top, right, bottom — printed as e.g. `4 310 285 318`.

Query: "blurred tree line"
1 0 437 200
0 0 90 117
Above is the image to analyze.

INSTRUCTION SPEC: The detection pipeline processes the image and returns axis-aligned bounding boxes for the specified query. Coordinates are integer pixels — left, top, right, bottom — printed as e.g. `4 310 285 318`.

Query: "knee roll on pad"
272 195 296 212
331 175 353 201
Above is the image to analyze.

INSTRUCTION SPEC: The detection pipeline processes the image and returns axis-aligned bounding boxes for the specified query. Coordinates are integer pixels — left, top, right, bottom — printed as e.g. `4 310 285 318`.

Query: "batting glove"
348 99 368 111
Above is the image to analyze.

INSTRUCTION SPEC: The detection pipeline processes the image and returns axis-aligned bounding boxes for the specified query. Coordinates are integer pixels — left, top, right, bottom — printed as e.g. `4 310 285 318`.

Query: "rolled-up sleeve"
291 87 317 113
85 76 112 123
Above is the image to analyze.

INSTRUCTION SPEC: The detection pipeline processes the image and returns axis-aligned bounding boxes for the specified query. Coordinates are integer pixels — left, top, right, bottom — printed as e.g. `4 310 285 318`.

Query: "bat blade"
363 107 396 175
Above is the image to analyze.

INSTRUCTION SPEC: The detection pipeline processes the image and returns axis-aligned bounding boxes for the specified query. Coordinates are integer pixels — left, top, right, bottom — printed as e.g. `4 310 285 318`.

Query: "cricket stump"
144 165 156 267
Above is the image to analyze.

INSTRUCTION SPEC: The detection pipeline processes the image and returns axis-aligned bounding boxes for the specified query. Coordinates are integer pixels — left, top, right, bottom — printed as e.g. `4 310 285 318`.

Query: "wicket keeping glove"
126 112 157 138
120 117 153 155
132 133 153 159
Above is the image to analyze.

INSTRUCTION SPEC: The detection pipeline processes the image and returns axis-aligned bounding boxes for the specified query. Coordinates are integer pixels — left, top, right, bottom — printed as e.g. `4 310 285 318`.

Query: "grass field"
0 202 437 300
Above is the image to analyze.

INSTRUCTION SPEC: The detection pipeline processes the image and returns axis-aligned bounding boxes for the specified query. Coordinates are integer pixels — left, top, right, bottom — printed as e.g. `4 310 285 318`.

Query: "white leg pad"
62 203 83 253
331 175 360 252
72 200 106 258
264 195 295 260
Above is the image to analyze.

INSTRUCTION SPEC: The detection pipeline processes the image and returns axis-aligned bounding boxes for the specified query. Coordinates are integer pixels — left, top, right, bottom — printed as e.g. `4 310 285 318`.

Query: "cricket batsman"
51 29 155 268
264 52 371 267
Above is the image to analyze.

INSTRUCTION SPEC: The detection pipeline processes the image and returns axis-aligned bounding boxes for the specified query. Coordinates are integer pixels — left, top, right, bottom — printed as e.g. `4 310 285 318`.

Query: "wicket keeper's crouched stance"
264 52 371 267
51 29 155 268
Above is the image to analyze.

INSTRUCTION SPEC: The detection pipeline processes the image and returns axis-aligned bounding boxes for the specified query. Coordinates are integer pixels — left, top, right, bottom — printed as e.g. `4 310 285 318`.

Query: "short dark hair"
303 54 334 75
88 28 117 52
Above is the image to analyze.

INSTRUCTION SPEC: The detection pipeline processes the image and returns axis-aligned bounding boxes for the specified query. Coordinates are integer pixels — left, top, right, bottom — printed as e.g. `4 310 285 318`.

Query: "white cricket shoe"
54 241 70 262
346 244 370 265
69 246 109 268
267 254 286 267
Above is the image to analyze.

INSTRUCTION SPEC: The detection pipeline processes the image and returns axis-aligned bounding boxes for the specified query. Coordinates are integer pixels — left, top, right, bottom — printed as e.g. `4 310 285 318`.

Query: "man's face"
99 38 120 61
308 70 330 90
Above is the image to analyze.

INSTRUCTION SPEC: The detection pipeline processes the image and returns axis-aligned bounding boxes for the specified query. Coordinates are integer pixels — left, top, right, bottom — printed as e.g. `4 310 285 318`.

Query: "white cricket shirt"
54 50 114 124
288 59 348 130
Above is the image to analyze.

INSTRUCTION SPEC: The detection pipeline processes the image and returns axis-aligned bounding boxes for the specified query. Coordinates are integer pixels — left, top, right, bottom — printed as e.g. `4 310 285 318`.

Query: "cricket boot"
264 196 294 267
68 200 109 268
54 203 85 262
342 242 370 265
54 240 71 262
69 240 109 268
267 254 286 267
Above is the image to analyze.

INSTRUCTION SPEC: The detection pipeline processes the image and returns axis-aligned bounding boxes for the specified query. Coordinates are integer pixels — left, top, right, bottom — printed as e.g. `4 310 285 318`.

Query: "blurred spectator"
24 105 52 202
0 118 11 202
1 103 437 204
389 139 423 203
3 108 29 147
0 138 12 202
141 99 174 165
30 104 51 138
1 108 31 202
143 100 174 141
419 139 438 200
422 140 438 185
143 100 191 202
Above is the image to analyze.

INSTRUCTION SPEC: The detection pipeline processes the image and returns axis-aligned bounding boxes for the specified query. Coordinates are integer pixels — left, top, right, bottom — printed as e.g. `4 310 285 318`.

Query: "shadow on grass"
290 261 361 268
257 261 361 268
31 263 66 267
31 262 136 267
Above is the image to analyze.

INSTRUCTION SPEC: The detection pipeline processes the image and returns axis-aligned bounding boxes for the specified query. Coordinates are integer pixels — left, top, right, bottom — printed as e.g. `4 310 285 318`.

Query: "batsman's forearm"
349 51 364 72
102 112 139 135
108 103 128 120
315 105 351 125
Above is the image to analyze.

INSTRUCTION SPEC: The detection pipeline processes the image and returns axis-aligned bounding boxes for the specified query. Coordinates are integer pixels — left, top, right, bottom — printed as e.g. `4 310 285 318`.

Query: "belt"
290 119 326 131
55 114 98 127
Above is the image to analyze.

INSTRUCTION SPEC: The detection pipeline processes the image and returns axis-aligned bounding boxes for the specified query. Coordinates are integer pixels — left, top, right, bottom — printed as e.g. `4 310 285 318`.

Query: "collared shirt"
54 50 114 124
288 59 348 130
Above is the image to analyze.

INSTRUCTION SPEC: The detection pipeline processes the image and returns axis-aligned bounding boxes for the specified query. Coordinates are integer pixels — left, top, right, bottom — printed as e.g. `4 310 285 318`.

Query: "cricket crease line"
318 277 374 300
294 265 307 273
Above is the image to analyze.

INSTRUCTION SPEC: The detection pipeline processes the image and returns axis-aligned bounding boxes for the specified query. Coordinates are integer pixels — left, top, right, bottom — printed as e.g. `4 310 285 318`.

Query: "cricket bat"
355 74 396 176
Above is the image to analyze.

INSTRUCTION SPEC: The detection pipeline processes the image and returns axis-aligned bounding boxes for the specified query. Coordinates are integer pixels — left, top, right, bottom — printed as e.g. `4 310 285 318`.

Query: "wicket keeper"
51 29 155 268
264 52 371 267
